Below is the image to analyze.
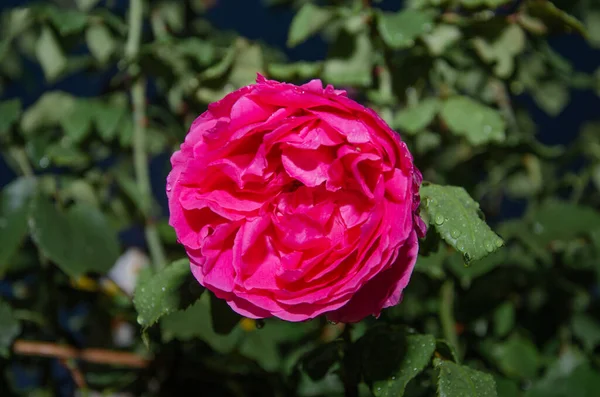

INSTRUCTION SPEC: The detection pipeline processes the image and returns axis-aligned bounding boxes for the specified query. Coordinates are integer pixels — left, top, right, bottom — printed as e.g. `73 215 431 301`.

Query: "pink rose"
167 75 426 323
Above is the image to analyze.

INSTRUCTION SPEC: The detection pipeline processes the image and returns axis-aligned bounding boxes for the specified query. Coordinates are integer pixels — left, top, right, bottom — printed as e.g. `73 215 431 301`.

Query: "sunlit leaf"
36 26 67 81
133 258 204 329
86 24 116 63
376 9 434 49
323 32 373 87
421 184 504 263
287 3 334 48
440 96 506 145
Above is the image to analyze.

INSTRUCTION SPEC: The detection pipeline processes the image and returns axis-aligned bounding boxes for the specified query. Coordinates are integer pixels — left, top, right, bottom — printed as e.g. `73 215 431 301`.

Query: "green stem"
440 280 460 357
9 147 34 177
126 0 166 270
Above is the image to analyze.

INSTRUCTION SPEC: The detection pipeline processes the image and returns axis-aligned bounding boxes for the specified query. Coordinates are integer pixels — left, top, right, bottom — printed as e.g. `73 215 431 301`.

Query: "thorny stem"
126 0 167 269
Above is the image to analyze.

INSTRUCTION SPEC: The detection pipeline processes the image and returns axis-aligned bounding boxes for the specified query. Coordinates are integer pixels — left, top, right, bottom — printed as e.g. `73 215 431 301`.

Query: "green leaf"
0 99 21 135
209 292 241 335
45 6 88 35
29 194 120 278
267 62 323 81
529 201 600 246
323 32 373 87
229 39 264 88
200 44 236 81
493 302 515 338
0 177 37 275
472 24 525 78
75 0 100 11
585 12 600 48
61 99 95 143
86 24 116 63
435 358 498 397
440 96 506 145
94 102 126 141
532 82 569 116
423 24 462 55
370 334 437 397
36 26 67 81
486 335 540 379
300 341 343 381
525 351 600 397
0 300 21 357
420 184 504 263
495 377 520 397
459 0 511 7
287 3 333 48
436 339 460 363
21 91 75 134
415 130 442 154
161 294 242 353
133 258 204 329
376 9 434 49
572 314 600 352
394 98 440 134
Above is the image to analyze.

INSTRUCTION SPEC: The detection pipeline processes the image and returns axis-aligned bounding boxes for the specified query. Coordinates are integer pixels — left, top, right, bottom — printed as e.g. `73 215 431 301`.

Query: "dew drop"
161 287 166 292
166 183 172 192
137 316 144 325
495 238 503 248
256 319 265 329
485 241 495 252
450 229 461 239
434 215 445 225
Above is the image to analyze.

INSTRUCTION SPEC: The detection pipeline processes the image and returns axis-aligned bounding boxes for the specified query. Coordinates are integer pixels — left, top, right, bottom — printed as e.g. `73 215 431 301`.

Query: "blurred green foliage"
1 0 600 396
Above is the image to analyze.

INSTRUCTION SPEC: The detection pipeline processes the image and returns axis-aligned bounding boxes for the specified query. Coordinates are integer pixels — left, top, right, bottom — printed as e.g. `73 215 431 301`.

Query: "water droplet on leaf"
434 215 445 225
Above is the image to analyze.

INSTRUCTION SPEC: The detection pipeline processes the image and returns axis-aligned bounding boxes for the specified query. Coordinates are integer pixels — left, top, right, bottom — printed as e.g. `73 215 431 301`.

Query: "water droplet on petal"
166 183 172 192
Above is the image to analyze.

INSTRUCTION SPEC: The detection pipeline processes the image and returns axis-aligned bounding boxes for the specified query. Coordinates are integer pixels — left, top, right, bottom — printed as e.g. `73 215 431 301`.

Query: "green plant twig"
440 280 460 357
126 0 167 269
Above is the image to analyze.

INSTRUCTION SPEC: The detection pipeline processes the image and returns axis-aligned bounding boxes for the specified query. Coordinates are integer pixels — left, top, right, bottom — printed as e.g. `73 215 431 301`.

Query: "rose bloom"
167 75 426 323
